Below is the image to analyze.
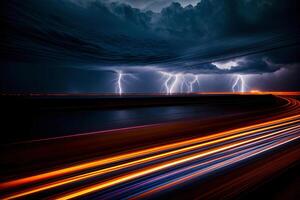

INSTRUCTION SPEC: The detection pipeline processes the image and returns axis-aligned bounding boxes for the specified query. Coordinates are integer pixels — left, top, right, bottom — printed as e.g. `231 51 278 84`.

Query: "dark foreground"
0 94 299 199
0 94 285 143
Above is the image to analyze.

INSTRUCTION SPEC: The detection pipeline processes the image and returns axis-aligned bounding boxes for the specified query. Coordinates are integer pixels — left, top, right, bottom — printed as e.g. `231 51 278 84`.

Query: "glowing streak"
4 112 299 199
132 135 300 199
2 119 300 199
1 98 298 199
2 107 299 190
55 124 300 200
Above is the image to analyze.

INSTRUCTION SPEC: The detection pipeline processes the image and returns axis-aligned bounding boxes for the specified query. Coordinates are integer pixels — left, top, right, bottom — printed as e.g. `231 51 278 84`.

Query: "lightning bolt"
115 71 137 95
232 75 246 93
160 72 200 94
188 75 199 93
116 71 123 95
180 76 186 93
170 74 182 94
159 72 171 94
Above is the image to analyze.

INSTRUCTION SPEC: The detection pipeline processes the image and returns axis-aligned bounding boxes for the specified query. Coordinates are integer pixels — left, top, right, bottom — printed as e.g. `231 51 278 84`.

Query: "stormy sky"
1 0 300 93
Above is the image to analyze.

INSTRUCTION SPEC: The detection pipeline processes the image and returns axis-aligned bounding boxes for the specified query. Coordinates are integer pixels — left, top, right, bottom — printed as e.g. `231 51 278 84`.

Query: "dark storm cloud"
2 0 300 74
70 0 201 12
114 0 201 12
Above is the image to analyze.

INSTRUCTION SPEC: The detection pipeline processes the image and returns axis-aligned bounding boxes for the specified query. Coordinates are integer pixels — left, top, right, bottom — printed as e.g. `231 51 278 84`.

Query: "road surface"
0 94 299 199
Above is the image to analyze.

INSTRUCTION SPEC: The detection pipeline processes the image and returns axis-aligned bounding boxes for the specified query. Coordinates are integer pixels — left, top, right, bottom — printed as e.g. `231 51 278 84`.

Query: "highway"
0 94 300 199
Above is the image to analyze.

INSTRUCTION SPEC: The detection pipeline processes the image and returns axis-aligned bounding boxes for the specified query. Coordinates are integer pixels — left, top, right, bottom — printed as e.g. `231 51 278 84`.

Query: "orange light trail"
1 96 300 200
1 112 299 190
3 119 300 199
131 135 300 200
52 124 300 200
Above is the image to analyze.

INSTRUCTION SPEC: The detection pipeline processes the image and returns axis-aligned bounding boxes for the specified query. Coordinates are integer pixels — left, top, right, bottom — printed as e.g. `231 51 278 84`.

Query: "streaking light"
1 97 299 199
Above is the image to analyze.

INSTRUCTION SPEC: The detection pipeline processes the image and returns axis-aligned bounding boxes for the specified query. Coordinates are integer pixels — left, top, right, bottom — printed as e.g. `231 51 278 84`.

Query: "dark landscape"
1 0 300 199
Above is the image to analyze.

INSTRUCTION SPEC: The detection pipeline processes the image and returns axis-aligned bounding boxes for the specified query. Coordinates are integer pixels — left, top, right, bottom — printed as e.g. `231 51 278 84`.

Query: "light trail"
1 96 299 199
53 124 300 200
3 119 299 199
130 134 300 200
111 130 300 200
2 108 299 189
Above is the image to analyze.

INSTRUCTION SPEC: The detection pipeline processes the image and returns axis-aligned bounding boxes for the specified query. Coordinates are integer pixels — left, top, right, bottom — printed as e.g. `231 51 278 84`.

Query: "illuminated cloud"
212 58 245 70
3 0 299 74
1 0 300 92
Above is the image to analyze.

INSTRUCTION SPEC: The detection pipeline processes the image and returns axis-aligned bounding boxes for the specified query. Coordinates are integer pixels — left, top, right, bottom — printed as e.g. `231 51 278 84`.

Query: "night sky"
1 0 300 93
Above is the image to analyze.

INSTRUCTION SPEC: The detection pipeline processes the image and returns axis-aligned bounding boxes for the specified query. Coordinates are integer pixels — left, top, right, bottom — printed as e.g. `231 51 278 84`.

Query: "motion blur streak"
1 108 299 188
1 96 300 199
131 135 300 200
54 125 300 200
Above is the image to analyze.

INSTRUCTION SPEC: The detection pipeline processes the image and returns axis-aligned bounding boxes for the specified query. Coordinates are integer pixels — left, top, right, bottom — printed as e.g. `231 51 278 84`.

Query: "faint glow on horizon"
250 89 262 94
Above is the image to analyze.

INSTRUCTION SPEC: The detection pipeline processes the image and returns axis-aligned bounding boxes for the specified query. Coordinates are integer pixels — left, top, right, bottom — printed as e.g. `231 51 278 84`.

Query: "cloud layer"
2 0 300 74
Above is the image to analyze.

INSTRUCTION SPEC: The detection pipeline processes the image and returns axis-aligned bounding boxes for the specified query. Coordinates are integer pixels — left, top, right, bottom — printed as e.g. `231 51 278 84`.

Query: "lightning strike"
188 75 199 93
114 71 137 95
116 72 123 95
160 72 200 94
164 73 173 94
170 74 182 94
232 75 246 93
